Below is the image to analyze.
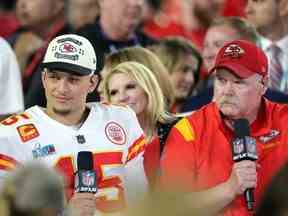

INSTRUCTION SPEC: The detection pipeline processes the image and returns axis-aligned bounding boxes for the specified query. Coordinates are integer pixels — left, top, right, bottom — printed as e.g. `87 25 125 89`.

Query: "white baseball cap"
41 34 97 76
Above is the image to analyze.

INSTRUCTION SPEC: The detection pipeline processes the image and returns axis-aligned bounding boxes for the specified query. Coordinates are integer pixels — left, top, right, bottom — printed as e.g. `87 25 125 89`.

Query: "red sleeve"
144 137 160 187
159 119 197 191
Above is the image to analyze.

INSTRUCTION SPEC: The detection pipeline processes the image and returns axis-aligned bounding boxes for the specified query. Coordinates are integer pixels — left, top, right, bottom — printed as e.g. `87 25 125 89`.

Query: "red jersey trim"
0 154 19 171
126 135 146 163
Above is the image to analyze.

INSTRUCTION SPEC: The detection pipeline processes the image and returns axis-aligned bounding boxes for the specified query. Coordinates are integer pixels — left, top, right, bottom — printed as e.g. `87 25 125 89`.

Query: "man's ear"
41 70 47 89
88 74 99 93
279 0 288 17
261 75 269 95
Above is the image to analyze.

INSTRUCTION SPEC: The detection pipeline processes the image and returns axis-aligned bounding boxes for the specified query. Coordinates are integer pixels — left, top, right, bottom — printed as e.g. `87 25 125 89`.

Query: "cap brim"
209 62 254 78
41 62 93 76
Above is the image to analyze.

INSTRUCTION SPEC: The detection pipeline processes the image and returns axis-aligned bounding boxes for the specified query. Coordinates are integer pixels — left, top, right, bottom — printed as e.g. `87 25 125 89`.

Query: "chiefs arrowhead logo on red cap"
223 44 245 58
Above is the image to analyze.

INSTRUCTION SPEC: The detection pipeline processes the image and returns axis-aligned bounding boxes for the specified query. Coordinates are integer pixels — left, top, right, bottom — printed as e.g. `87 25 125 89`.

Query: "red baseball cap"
209 40 268 78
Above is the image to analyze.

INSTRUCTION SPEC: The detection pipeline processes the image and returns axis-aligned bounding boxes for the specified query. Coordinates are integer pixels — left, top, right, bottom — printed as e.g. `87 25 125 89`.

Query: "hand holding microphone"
229 161 257 195
75 151 97 193
231 119 258 211
69 151 97 216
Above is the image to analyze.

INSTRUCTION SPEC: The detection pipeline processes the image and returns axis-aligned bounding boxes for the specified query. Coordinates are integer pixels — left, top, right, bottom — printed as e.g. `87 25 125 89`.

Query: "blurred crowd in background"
1 0 288 119
1 0 288 117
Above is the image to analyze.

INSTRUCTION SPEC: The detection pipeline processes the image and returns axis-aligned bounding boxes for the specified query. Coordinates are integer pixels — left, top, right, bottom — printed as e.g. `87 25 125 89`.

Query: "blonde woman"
100 46 175 109
102 61 178 188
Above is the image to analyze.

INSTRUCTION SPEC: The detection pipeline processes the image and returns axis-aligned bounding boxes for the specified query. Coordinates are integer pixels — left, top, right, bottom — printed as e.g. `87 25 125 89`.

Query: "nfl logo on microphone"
82 171 95 186
75 170 97 193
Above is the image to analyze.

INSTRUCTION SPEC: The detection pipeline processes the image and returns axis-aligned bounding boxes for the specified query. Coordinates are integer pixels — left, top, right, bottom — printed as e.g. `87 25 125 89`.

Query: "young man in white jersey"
0 34 148 216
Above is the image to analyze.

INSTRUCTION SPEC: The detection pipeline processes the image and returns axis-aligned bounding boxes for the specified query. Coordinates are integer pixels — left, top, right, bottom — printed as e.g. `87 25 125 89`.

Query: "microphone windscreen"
77 151 93 170
234 119 250 138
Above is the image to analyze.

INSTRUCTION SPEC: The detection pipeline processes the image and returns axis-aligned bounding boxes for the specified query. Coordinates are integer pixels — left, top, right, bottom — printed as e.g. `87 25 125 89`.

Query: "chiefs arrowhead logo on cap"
42 34 97 76
60 43 77 54
223 44 245 58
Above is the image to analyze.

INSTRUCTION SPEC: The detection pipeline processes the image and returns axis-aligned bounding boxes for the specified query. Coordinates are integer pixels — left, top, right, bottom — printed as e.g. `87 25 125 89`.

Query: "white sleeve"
0 37 24 115
122 108 148 204
0 126 28 185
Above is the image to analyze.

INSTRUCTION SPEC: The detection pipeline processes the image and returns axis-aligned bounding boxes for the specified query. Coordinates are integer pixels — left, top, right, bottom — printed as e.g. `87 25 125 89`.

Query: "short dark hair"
211 16 260 43
146 0 163 11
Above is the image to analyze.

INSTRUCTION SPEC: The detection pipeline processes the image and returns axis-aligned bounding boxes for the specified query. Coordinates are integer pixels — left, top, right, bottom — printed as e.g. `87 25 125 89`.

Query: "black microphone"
75 151 97 193
232 119 258 211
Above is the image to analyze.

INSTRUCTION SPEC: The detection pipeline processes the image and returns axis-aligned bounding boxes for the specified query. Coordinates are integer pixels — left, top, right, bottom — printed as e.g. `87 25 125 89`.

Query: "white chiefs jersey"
0 102 148 215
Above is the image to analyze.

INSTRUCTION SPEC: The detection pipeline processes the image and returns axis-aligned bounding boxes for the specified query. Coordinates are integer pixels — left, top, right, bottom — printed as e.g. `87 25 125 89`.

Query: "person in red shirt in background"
160 40 288 215
9 0 70 109
222 0 246 17
143 0 247 50
142 0 185 43
0 0 19 39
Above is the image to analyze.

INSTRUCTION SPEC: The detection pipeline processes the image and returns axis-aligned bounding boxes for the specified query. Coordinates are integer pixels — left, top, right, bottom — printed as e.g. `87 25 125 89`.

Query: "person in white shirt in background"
0 37 24 120
245 0 288 93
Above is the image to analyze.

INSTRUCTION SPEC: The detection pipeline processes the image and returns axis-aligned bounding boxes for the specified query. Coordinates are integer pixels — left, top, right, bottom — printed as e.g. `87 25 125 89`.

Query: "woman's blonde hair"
103 61 173 142
101 46 175 109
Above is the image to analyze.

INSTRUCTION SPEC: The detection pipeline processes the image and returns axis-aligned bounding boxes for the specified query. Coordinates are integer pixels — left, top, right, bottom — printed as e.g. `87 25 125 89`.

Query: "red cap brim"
209 62 254 78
